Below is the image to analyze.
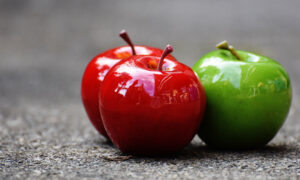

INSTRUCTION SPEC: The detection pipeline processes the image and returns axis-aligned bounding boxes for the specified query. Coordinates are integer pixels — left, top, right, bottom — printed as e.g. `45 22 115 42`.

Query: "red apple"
81 30 176 138
99 45 206 154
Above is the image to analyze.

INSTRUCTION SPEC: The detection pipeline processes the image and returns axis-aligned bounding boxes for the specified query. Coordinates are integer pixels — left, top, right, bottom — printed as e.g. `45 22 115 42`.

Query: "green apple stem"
119 29 136 55
158 44 173 71
216 40 241 60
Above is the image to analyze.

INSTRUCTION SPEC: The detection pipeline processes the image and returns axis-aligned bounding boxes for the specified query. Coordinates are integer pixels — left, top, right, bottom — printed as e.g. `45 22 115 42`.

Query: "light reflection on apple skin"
96 57 121 81
193 49 292 149
110 56 202 105
115 46 153 58
196 51 290 97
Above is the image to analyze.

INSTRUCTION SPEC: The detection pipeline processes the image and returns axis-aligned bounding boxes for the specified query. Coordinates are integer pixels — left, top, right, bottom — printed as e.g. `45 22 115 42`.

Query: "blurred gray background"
0 0 299 179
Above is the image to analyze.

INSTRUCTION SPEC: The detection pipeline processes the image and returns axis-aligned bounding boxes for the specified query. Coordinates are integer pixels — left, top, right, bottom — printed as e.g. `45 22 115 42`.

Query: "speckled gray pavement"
0 0 299 179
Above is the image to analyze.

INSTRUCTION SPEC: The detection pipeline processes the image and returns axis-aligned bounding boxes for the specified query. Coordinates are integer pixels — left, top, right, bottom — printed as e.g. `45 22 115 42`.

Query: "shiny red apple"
99 45 206 154
81 30 176 138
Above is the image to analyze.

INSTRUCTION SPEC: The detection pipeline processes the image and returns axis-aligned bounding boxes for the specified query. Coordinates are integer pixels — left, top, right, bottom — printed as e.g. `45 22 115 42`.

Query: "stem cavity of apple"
119 29 136 55
216 40 241 60
158 44 173 71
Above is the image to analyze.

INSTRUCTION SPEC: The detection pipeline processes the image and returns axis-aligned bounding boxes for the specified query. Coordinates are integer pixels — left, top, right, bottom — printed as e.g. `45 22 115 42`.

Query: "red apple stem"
216 40 241 60
158 44 173 71
119 29 136 55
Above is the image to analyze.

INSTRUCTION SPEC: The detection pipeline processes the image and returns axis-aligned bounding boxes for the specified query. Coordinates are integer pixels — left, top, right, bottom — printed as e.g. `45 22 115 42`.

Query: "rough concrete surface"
0 0 299 179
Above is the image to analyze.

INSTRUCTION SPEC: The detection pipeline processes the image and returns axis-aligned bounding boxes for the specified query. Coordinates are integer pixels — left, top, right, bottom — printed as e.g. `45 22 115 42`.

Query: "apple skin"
99 55 206 154
81 46 177 138
192 49 292 149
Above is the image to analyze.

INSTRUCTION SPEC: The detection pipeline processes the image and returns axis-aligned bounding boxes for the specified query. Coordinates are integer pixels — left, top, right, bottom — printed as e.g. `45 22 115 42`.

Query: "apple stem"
158 44 173 71
216 40 241 60
119 29 136 55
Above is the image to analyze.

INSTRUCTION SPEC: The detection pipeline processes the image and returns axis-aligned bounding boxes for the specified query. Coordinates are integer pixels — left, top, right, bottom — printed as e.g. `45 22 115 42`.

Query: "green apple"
193 41 292 149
